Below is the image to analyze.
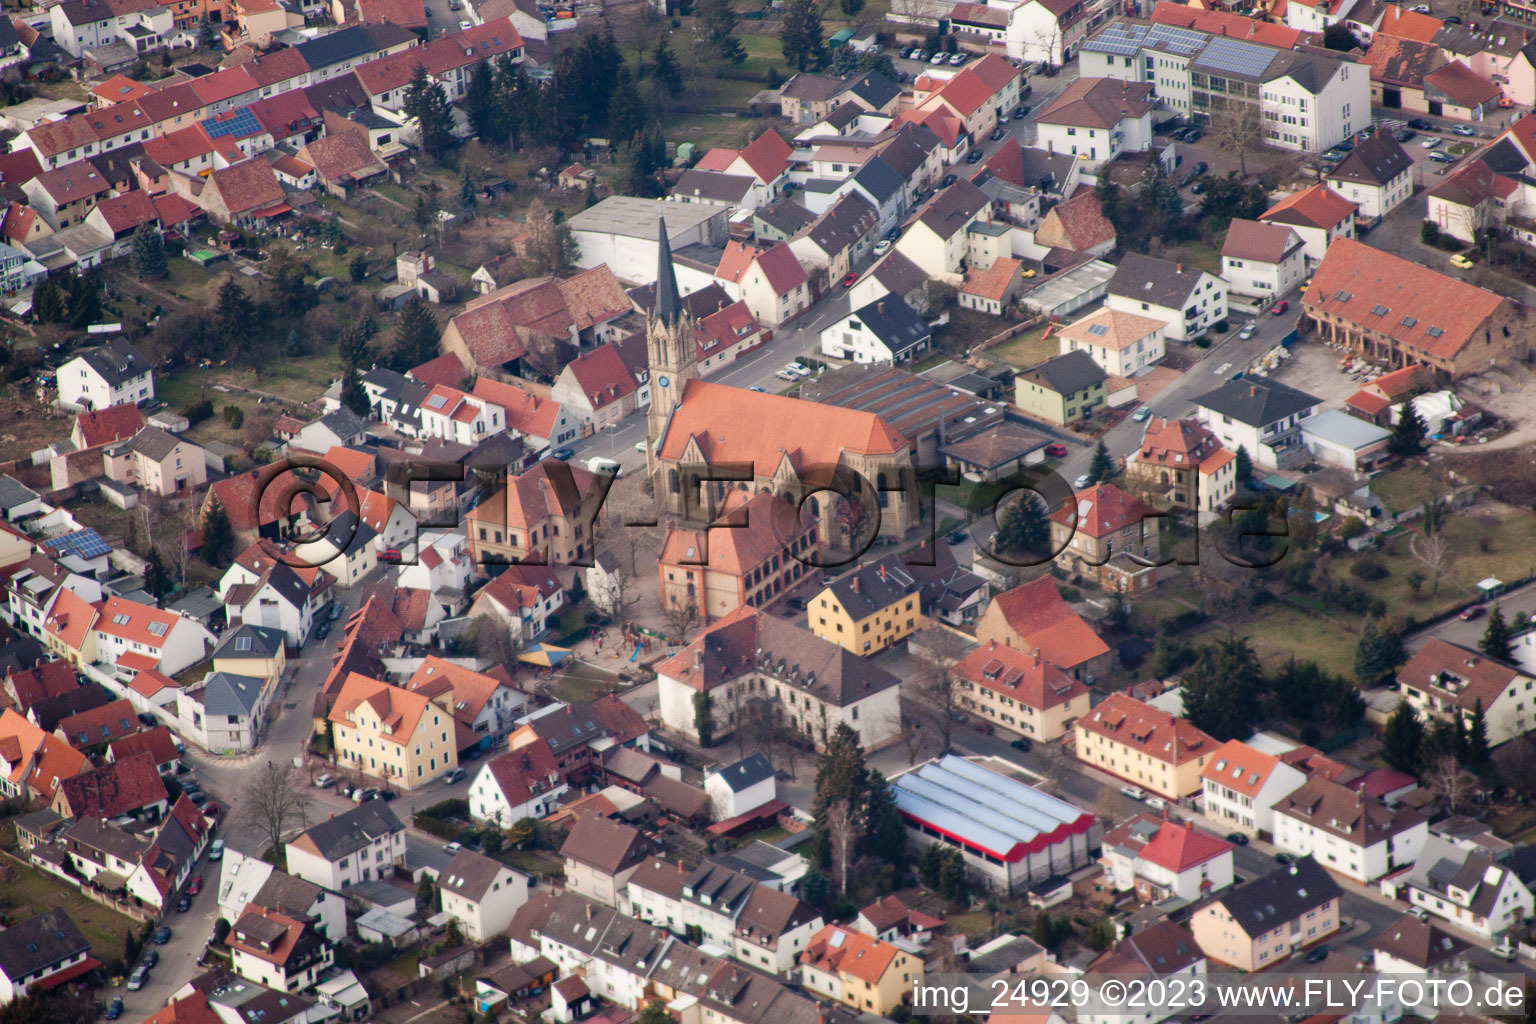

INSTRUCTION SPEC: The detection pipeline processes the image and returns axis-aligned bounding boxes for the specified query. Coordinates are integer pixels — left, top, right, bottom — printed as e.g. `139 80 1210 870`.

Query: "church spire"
653 215 682 327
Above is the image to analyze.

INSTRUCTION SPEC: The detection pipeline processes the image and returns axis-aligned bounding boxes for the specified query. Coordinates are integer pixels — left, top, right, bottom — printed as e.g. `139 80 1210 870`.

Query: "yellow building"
211 624 287 684
799 925 922 1015
951 640 1091 741
1072 692 1216 800
328 672 459 791
809 558 923 655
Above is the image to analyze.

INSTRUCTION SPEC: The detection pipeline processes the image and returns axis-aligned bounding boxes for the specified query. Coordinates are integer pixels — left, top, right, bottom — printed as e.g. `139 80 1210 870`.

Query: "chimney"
1176 263 1184 274
851 577 860 594
1033 646 1041 666
879 563 887 581
1250 385 1258 396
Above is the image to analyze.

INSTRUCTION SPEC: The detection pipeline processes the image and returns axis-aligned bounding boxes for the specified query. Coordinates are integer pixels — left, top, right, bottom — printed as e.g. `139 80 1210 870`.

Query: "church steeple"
646 214 697 480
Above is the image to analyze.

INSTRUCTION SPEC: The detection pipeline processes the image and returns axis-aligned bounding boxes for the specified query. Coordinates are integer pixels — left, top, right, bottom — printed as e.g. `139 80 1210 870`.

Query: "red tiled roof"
207 158 285 216
91 189 159 234
1377 4 1444 43
752 241 808 297
189 67 258 106
1037 77 1154 130
1048 482 1156 540
57 751 167 817
734 130 791 185
1151 0 1308 46
34 159 111 205
986 576 1109 670
356 0 428 26
961 256 1023 302
560 343 636 410
1138 820 1233 872
953 639 1087 711
1261 183 1356 230
75 404 145 448
1424 60 1501 107
409 351 467 388
1077 692 1215 765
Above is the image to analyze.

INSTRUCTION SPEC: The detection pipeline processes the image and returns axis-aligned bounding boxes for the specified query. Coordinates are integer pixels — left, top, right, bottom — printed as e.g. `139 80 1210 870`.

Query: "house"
107 726 180 776
22 160 112 231
1048 482 1162 594
403 657 525 757
1370 913 1471 975
1126 417 1236 514
57 338 153 411
1325 132 1414 220
568 197 728 283
101 426 205 498
1427 159 1515 244
959 257 1026 316
1396 637 1536 748
175 158 290 229
466 562 565 642
0 908 95 1002
1303 238 1530 378
465 461 603 566
808 556 925 656
217 853 346 942
72 404 144 453
1299 408 1392 472
705 754 775 820
1199 739 1308 838
1013 349 1106 427
439 850 530 943
1220 219 1307 300
417 384 505 445
1260 184 1358 265
506 697 648 787
974 576 1111 679
1400 834 1535 939
789 193 879 285
700 130 793 198
468 743 568 826
1033 78 1154 170
1106 253 1228 341
50 0 172 58
229 904 334 993
284 799 406 890
212 624 287 684
328 674 458 791
1344 364 1430 425
0 709 90 801
1189 857 1342 970
471 379 578 452
890 755 1101 896
560 814 653 907
548 339 645 433
92 596 214 679
176 671 270 753
799 924 922 1015
952 639 1090 742
1272 776 1427 883
780 73 850 124
1035 190 1116 256
6 662 79 716
1004 0 1088 67
854 895 943 944
818 296 931 365
296 130 386 198
893 181 990 282
716 241 810 328
442 268 630 376
1423 60 1502 119
657 488 817 625
218 551 314 649
1101 815 1235 902
52 752 169 821
656 605 902 752
1073 692 1216 799
1193 377 1322 471
1080 921 1205 1024
290 408 368 454
1056 307 1166 377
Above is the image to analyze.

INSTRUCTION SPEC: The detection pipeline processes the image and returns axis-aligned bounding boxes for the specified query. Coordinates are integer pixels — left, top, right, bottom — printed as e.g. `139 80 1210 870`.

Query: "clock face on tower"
658 375 670 388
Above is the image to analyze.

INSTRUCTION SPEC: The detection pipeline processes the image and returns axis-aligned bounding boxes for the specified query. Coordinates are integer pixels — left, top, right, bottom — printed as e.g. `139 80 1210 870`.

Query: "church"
642 220 918 547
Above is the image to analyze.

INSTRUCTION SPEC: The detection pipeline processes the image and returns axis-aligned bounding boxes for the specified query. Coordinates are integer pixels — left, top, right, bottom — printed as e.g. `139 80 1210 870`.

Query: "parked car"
107 999 124 1019
1450 252 1474 269
1013 106 1028 120
873 239 892 255
949 51 967 64
444 842 463 854
178 895 192 913
1271 299 1289 314
458 18 472 29
1074 474 1094 488
929 53 947 64
379 790 398 801
1491 943 1518 961
328 602 343 622
1305 945 1330 964
1459 602 1487 619
187 791 207 806
1394 129 1417 142
354 787 379 803
1120 785 1146 801
154 926 173 945
444 767 467 784
1010 737 1033 752
1451 124 1476 136
314 621 331 641
203 802 222 819
786 596 807 611
1132 406 1152 422
966 147 985 163
940 173 958 187
1182 128 1203 142
1422 136 1443 148
208 840 224 862
1408 117 1435 129
377 549 403 563
840 271 859 287
549 448 575 461
1193 160 1208 175
1226 832 1249 845
127 968 148 991
946 529 968 544
1190 181 1206 194
1410 906 1430 921
1429 151 1457 163
990 127 1006 141
1145 796 1168 811
1239 322 1257 339
1274 852 1291 864
1044 443 1068 458
142 950 159 968
187 876 203 895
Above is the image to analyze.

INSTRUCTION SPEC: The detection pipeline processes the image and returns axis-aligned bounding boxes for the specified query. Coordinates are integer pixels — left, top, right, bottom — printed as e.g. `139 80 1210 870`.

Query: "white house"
218 557 314 649
1080 921 1206 1024
468 746 569 826
396 532 472 607
1102 815 1235 902
1054 307 1166 376
93 596 213 678
1325 134 1414 221
418 385 506 446
1200 740 1307 838
1272 777 1428 884
174 670 272 754
1260 184 1358 266
1033 78 1154 171
439 850 530 943
1005 0 1088 68
1399 637 1536 749
1221 219 1307 300
1284 0 1358 33
818 296 932 365
51 0 174 59
1106 253 1228 341
716 241 811 328
284 800 407 891
1401 834 1536 940
1193 377 1322 471
229 905 334 993
0 908 94 1003
705 754 776 820
57 339 154 412
217 848 346 942
893 180 991 283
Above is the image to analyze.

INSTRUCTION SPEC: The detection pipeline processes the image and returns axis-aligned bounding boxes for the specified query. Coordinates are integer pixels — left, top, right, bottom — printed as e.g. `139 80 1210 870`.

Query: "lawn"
1234 602 1358 679
0 855 139 959
385 948 422 979
990 324 1055 370
1159 240 1224 276
549 662 621 703
1369 465 1442 516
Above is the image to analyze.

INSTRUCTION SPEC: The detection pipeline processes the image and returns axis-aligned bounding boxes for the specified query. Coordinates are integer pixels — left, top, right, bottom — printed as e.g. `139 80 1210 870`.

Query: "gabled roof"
1037 77 1154 129
1424 60 1501 107
1397 636 1525 711
1195 377 1321 428
987 576 1109 670
1261 183 1357 230
1019 348 1106 396
439 849 516 901
108 725 178 767
734 130 792 185
1328 133 1413 187
56 697 139 747
917 180 989 240
1209 856 1342 936
481 742 562 808
1049 482 1156 539
559 814 650 874
1201 739 1290 796
1041 190 1115 251
1138 820 1233 872
288 797 404 861
1077 692 1214 764
7 661 79 711
329 673 440 746
1107 252 1213 307
1221 218 1304 263
56 751 167 818
952 640 1087 711
0 908 90 981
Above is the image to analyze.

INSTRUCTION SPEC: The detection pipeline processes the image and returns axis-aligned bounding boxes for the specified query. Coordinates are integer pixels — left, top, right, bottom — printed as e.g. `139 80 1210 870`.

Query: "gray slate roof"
1213 856 1342 937
1107 252 1210 308
214 623 286 660
71 338 149 388
849 295 930 358
713 753 774 793
199 672 266 717
0 908 90 980
293 799 404 861
1195 377 1321 428
439 849 516 901
1023 349 1106 396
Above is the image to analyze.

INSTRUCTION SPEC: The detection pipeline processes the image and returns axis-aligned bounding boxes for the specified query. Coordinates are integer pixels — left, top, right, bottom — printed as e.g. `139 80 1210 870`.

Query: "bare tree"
244 760 311 857
1410 531 1451 596
663 592 699 640
1092 786 1121 825
823 796 858 894
1424 754 1476 813
892 701 930 766
912 629 973 753
471 613 523 668
1209 99 1266 177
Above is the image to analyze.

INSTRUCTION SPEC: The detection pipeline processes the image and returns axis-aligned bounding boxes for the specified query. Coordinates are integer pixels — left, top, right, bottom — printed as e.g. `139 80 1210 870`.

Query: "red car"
1270 299 1290 315
840 271 859 288
378 549 402 563
1044 443 1068 458
1459 604 1487 621
187 876 203 895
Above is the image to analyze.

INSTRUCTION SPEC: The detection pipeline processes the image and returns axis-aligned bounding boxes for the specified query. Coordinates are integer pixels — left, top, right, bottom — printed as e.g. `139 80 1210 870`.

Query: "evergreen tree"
201 496 234 566
213 276 255 348
1180 635 1265 741
31 277 65 324
1382 700 1423 774
998 492 1049 555
391 297 439 372
1088 439 1114 484
132 224 167 279
840 0 864 15
607 68 644 150
800 868 831 912
1388 397 1427 456
465 60 497 140
918 843 945 889
651 38 682 96
340 361 370 417
781 0 826 71
493 56 533 147
403 63 454 162
861 768 907 871
1233 444 1254 485
144 547 171 598
66 271 102 330
692 691 714 747
1466 697 1492 773
1355 616 1407 686
1480 605 1513 661
350 253 369 283
939 849 967 903
697 0 746 62
459 167 478 215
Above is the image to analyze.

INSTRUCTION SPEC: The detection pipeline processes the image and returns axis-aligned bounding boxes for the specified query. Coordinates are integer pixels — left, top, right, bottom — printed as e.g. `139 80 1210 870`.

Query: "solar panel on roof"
43 528 111 559
201 107 261 140
1195 35 1278 79
1087 323 1109 336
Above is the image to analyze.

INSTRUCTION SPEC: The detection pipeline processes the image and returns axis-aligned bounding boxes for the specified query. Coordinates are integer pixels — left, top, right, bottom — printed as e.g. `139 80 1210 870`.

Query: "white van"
584 456 621 477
